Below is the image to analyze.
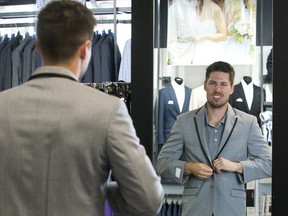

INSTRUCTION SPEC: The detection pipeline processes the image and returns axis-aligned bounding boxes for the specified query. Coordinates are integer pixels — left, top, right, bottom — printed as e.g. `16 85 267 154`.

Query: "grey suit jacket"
0 66 163 216
156 104 272 216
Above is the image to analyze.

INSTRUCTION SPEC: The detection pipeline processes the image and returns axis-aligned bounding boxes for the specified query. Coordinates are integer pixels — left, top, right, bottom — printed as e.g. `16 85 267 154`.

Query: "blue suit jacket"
157 83 192 145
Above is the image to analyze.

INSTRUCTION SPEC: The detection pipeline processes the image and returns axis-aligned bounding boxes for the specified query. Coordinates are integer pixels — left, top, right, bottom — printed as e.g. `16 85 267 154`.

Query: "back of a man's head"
36 0 96 62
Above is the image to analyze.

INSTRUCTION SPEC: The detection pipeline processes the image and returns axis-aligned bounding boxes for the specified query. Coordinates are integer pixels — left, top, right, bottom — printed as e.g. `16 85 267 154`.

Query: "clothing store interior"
0 0 287 215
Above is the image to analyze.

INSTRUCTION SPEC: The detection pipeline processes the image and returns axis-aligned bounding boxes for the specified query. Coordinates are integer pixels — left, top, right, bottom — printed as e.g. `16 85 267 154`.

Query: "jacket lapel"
182 86 191 113
193 106 213 166
239 83 250 112
168 84 180 114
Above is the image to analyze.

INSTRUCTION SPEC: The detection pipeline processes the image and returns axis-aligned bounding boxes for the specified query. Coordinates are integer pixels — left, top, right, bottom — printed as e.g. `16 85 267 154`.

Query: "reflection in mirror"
153 0 273 215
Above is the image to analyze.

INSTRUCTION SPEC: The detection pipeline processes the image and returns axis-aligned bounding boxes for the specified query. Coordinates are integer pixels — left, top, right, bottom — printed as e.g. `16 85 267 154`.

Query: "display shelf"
163 184 184 195
254 178 272 216
258 177 272 184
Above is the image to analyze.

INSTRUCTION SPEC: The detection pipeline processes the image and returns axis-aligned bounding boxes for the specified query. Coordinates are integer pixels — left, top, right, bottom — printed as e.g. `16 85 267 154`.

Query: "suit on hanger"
93 31 107 82
157 83 192 145
0 66 163 216
229 81 265 125
12 35 32 87
156 104 271 216
22 38 36 83
0 37 10 91
81 32 101 83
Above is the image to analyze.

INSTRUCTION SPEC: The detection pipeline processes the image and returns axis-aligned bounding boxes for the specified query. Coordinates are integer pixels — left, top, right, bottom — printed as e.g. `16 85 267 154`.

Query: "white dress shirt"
241 79 254 110
167 0 197 65
118 39 131 82
172 79 185 112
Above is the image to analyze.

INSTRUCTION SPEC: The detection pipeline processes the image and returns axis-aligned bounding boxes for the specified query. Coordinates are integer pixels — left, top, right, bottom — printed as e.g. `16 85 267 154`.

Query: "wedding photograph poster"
167 0 256 65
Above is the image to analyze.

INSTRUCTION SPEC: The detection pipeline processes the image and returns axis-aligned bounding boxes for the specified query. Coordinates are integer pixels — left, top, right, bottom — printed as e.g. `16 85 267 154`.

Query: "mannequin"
229 76 265 126
243 76 252 84
174 77 183 85
157 77 192 147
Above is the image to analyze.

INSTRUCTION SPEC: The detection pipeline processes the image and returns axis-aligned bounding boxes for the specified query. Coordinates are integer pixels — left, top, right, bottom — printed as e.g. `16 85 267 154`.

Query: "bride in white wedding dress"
167 0 197 65
192 0 227 65
222 0 256 64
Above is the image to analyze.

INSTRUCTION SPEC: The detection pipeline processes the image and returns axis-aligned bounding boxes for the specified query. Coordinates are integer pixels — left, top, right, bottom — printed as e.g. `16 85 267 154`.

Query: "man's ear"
204 81 207 91
80 40 91 59
230 84 234 94
35 40 41 55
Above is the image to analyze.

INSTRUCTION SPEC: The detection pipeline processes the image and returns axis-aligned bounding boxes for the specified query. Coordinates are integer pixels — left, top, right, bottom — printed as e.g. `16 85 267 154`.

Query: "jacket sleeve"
155 116 188 185
105 100 164 216
240 116 272 183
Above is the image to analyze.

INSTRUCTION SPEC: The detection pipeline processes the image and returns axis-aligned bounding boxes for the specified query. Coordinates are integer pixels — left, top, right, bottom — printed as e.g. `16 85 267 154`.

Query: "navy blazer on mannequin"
157 83 192 145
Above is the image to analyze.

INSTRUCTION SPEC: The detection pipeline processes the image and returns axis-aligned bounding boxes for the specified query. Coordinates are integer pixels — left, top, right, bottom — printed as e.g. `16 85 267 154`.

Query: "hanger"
25 32 30 38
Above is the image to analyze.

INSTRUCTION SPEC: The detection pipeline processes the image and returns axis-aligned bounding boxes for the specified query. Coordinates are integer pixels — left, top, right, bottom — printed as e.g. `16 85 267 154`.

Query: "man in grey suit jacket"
156 61 272 216
0 1 163 216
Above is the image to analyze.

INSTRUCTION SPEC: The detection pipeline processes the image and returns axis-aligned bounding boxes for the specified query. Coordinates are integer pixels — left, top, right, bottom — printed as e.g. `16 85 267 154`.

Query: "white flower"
228 19 252 43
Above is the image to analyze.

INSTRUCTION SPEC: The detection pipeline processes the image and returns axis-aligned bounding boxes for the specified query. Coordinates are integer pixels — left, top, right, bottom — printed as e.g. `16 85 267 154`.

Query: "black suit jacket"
229 82 266 125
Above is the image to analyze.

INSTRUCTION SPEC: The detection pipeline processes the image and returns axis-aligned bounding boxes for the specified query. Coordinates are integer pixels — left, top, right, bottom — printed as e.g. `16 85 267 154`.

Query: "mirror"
153 0 272 215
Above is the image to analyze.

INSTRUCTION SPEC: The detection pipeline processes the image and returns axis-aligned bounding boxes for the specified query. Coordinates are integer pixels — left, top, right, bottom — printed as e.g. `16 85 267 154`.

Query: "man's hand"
213 157 243 174
184 162 213 179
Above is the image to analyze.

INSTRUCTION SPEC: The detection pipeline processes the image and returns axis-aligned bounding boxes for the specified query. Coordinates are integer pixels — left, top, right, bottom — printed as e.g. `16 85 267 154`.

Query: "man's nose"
214 84 221 91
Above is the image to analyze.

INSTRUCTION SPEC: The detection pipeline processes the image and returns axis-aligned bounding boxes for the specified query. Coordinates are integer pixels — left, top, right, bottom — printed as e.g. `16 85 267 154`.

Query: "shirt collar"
204 106 227 127
241 79 253 90
171 79 185 90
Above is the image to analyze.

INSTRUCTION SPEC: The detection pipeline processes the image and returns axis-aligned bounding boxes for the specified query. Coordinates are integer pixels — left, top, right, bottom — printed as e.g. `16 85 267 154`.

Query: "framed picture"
167 0 257 65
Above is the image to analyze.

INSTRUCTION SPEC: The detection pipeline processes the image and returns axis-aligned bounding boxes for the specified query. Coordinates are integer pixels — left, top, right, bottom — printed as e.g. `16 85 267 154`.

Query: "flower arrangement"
228 19 253 43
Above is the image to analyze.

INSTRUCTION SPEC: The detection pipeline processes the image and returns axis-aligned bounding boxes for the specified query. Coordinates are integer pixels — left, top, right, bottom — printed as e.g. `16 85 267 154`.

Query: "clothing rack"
0 19 131 28
157 194 182 216
0 23 35 28
0 7 131 19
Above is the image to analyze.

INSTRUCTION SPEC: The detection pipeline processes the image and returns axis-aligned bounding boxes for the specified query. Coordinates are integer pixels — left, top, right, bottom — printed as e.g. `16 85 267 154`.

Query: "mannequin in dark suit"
229 76 265 126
